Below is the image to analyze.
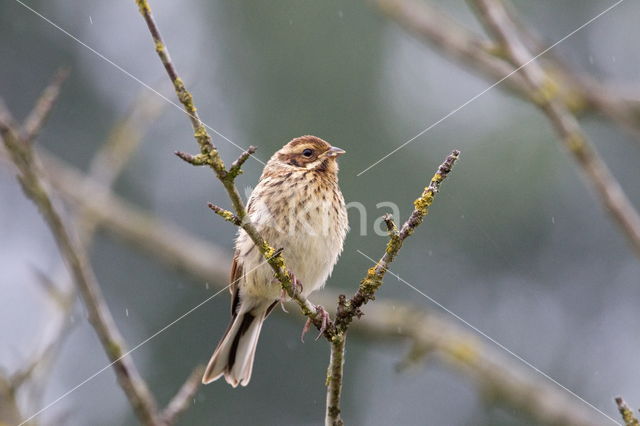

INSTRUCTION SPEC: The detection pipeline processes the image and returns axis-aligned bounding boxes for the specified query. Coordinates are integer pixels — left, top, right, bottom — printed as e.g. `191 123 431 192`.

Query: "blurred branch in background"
0 144 605 426
616 397 640 426
469 0 640 256
373 0 640 260
374 0 640 135
0 73 201 425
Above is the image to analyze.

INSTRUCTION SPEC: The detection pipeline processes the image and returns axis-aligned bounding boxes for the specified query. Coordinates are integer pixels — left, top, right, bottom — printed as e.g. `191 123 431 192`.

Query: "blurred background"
1 0 639 425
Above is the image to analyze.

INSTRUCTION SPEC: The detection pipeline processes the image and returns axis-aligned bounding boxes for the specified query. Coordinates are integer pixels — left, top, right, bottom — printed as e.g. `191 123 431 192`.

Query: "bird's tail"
202 302 272 387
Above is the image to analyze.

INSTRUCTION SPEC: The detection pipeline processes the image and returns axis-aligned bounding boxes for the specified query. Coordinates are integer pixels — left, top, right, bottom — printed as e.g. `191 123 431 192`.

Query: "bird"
202 135 349 387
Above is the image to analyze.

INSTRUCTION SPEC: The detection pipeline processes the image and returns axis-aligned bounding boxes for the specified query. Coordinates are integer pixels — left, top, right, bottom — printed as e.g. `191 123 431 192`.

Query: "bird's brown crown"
268 135 344 174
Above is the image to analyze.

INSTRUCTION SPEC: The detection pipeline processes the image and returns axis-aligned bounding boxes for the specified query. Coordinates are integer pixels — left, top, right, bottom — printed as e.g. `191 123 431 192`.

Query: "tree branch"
135 0 337 337
373 0 640 132
22 67 70 142
334 150 460 334
615 397 640 426
325 334 346 426
0 82 160 424
469 0 640 260
160 366 205 425
324 150 459 424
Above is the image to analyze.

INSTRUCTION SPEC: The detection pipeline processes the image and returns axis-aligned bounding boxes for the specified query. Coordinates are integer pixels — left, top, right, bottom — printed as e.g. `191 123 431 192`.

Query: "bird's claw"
280 274 302 313
290 274 303 297
279 288 289 313
314 306 329 340
301 318 312 342
300 305 330 342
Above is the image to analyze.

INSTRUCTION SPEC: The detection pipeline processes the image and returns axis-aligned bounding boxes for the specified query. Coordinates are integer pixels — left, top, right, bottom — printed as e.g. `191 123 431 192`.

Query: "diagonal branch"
373 0 640 134
326 150 460 425
160 366 205 425
135 0 333 335
22 67 70 143
469 0 640 260
615 397 640 426
0 79 160 425
334 150 460 334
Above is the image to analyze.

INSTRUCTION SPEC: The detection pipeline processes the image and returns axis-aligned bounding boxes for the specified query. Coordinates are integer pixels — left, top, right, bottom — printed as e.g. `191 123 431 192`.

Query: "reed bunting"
203 135 349 387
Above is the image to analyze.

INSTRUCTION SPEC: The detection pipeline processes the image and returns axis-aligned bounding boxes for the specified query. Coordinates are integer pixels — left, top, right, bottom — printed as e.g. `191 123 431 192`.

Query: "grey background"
1 0 639 425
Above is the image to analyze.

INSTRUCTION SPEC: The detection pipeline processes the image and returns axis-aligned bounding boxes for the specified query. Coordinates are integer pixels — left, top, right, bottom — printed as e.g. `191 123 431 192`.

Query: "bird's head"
267 135 345 175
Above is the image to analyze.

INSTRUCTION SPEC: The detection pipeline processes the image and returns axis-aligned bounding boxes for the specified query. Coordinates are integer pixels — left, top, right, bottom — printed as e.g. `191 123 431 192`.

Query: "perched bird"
202 135 349 387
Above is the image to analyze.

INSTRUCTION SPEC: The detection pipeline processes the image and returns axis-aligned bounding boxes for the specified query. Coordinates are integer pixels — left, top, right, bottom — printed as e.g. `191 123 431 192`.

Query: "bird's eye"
302 148 313 157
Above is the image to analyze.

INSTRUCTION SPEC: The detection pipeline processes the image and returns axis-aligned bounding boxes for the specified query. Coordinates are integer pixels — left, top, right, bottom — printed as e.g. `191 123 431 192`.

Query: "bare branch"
374 0 531 97
33 147 230 281
0 92 160 424
160 366 205 425
207 202 242 226
134 0 222 172
470 0 640 259
335 150 460 334
228 145 257 179
325 335 346 426
324 150 460 423
10 273 75 390
22 67 70 142
87 88 165 186
615 397 640 426
0 374 22 425
373 0 640 133
174 150 210 166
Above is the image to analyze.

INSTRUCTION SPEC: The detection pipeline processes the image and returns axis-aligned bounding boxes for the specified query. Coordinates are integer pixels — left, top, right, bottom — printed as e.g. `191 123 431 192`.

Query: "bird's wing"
229 253 242 315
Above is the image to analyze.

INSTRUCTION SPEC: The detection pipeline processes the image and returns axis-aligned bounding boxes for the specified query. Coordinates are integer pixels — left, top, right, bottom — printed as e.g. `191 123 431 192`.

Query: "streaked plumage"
202 135 348 387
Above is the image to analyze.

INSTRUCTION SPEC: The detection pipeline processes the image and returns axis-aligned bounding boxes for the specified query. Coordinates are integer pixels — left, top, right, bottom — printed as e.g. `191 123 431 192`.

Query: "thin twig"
334 150 460 334
160 366 205 425
323 150 460 423
228 145 257 179
373 0 640 128
470 0 640 260
22 67 70 142
615 397 640 426
0 146 606 426
207 202 242 226
10 272 75 391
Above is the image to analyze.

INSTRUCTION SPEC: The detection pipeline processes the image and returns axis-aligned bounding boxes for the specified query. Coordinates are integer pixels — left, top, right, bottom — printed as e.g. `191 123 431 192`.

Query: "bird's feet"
290 273 303 297
279 288 288 313
301 305 330 342
279 274 303 312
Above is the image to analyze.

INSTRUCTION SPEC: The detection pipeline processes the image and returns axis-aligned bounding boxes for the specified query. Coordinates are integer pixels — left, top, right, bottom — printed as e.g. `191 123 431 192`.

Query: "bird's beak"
324 146 346 158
